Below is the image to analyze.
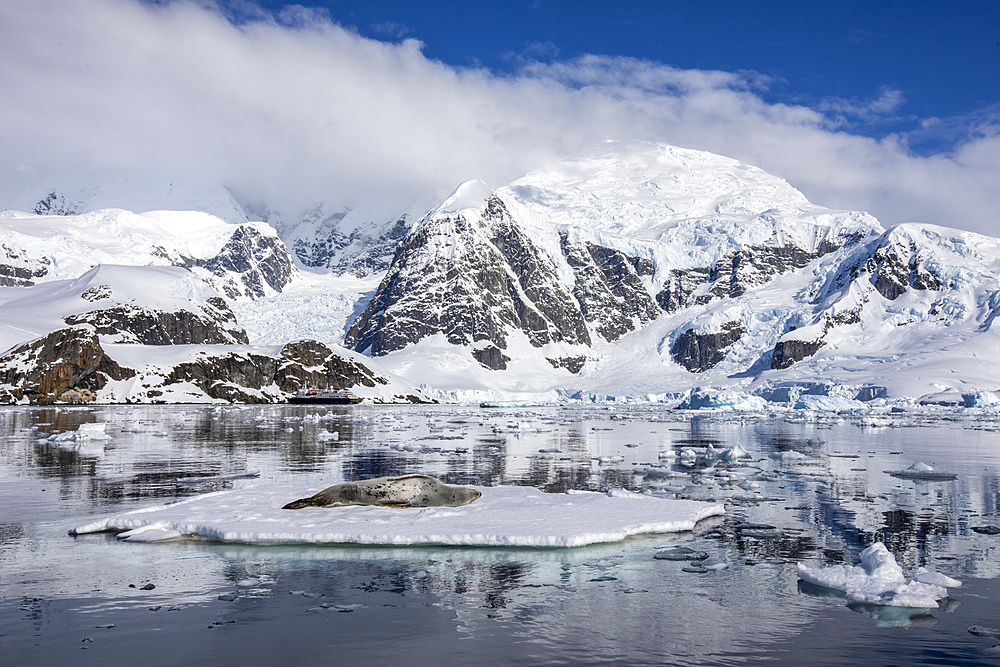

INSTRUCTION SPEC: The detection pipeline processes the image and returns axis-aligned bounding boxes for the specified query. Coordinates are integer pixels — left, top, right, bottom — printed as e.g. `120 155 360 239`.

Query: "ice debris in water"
797 543 961 608
886 462 957 481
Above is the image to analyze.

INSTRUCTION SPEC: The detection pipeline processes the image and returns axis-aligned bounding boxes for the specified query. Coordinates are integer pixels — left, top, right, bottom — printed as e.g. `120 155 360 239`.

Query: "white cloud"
0 0 997 236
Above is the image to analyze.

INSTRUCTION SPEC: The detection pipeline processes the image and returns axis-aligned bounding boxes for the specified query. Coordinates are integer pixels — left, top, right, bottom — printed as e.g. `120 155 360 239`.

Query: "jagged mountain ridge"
0 208 423 404
0 208 293 300
339 142 1000 400
346 144 874 364
3 141 1000 402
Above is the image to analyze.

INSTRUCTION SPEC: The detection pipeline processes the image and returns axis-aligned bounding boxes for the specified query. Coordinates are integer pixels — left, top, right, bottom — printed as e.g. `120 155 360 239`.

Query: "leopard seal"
282 474 481 509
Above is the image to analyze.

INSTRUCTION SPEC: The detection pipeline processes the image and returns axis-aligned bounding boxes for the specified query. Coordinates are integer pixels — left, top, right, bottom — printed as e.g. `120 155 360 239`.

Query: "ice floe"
47 422 111 442
886 462 957 481
70 484 724 548
797 543 961 608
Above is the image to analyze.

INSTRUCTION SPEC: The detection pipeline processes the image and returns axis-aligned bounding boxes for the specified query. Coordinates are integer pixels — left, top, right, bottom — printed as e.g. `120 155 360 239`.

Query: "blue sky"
1 0 998 233
254 0 1000 155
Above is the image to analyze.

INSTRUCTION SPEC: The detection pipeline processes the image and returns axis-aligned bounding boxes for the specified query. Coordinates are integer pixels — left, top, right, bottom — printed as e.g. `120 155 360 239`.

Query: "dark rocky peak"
860 230 944 301
195 225 294 299
346 198 590 369
559 233 660 341
33 191 80 216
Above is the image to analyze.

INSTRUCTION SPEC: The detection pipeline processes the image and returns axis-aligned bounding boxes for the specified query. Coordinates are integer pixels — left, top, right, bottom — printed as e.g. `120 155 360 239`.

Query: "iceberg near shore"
70 485 724 548
797 543 961 608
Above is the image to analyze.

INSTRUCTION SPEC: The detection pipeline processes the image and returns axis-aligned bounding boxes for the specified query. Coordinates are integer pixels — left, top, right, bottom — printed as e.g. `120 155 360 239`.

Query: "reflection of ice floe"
70 485 724 548
886 462 957 481
797 543 961 608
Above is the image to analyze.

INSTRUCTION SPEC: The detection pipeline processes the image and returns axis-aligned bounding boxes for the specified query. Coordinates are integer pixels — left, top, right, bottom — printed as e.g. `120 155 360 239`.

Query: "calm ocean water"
2 404 999 665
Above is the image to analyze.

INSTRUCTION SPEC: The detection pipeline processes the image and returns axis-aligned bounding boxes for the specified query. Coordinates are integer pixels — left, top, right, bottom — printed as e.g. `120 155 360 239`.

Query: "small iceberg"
886 462 957 481
797 542 961 608
70 485 724 548
47 422 112 442
45 422 112 454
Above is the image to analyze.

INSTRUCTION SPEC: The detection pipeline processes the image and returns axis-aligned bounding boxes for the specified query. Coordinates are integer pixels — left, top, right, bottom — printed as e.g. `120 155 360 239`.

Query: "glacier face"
2 140 1000 403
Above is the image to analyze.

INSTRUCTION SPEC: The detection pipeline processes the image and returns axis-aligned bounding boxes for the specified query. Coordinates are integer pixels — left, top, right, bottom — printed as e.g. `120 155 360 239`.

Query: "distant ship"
288 388 363 404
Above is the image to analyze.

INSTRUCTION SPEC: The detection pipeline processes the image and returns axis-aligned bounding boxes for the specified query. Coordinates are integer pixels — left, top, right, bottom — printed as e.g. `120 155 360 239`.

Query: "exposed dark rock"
195 226 294 299
865 236 942 300
276 339 388 392
656 266 713 313
0 328 135 404
163 339 392 402
0 243 51 286
771 338 825 370
33 191 79 216
670 321 744 372
560 234 660 341
346 195 590 357
0 329 398 405
64 301 248 345
292 215 410 276
656 239 853 313
472 345 510 371
162 341 390 403
546 355 587 374
164 352 279 402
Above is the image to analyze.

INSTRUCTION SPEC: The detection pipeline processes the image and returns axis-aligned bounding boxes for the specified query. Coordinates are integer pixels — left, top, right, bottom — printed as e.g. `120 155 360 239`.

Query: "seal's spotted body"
282 474 481 509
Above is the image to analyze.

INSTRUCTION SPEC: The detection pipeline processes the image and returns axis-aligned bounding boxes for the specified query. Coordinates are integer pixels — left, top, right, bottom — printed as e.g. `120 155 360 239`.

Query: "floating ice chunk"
70 485 724 548
886 462 957 481
700 557 729 571
678 449 698 465
654 546 708 561
914 568 962 588
316 429 339 441
721 443 750 461
48 422 112 442
797 543 961 608
769 450 806 462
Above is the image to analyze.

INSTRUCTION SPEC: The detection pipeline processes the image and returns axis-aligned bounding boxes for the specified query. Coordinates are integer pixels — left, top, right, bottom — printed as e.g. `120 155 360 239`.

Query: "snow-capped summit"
339 141 1000 400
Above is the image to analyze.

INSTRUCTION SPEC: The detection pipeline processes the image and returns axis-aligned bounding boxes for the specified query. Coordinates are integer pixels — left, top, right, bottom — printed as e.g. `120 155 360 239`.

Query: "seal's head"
450 486 482 506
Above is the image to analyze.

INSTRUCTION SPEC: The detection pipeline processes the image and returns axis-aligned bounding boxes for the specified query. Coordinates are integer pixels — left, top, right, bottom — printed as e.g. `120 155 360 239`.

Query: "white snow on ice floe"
797 543 961 608
70 484 724 548
47 423 111 442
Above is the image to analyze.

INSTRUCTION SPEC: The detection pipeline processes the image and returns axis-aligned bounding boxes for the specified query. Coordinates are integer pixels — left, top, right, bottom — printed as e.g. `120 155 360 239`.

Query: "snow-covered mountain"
0 208 294 300
0 208 424 404
2 140 999 406
337 142 1000 403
